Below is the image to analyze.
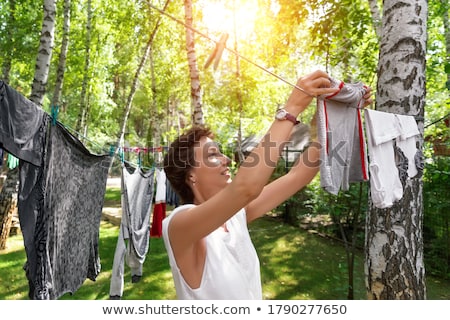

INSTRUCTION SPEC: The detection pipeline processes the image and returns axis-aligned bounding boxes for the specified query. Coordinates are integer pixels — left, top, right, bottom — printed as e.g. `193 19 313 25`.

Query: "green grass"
1 212 449 300
252 216 367 299
102 187 121 208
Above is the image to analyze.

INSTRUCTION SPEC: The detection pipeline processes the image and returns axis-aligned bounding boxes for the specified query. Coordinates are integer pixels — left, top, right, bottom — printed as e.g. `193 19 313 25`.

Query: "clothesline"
48 111 168 170
424 112 450 129
147 2 309 94
119 146 169 153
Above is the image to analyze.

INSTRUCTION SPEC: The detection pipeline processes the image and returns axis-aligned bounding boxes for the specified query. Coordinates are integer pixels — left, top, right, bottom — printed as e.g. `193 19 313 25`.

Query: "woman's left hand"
362 86 373 107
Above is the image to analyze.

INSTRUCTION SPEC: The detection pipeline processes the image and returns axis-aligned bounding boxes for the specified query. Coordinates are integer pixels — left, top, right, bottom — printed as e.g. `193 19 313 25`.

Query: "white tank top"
162 204 262 299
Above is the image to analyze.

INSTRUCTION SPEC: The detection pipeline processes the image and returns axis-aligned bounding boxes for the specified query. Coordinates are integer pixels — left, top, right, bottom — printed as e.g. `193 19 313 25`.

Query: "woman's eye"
208 154 221 163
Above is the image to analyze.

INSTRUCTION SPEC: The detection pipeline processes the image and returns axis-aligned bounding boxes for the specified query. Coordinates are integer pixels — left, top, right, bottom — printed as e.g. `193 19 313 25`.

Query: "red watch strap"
285 112 300 125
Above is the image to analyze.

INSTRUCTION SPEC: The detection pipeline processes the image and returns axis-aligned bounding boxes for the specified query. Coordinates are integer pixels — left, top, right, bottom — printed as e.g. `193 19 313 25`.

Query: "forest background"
0 0 449 298
0 0 446 154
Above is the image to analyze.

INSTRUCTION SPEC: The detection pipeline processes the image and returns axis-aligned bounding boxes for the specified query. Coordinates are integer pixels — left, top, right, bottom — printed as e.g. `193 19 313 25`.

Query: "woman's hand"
362 86 374 107
284 70 339 113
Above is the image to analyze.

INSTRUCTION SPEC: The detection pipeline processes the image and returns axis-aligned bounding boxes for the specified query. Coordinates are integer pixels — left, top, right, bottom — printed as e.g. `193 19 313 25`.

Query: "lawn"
1 212 449 300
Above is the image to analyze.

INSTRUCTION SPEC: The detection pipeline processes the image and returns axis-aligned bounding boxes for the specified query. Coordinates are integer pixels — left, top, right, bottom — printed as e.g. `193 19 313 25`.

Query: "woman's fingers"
297 71 338 97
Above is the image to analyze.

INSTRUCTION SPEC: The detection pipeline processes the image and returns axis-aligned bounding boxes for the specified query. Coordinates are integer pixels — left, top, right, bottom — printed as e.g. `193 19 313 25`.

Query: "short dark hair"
163 125 213 204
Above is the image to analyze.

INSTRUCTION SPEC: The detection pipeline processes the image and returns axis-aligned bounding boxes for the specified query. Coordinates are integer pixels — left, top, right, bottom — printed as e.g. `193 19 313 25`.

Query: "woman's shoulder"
164 204 196 224
172 204 196 214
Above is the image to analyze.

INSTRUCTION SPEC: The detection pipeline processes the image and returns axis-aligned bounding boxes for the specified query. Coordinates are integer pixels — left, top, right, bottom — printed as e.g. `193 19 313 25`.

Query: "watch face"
275 108 299 125
276 108 287 120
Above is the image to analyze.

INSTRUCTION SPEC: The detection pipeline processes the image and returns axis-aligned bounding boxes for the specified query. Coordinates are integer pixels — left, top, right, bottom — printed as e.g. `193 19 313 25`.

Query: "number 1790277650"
267 304 347 315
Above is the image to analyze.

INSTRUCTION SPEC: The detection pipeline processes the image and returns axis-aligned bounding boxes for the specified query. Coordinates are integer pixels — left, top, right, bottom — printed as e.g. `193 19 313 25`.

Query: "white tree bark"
52 0 71 109
365 0 427 299
76 0 92 135
30 0 56 106
184 0 204 125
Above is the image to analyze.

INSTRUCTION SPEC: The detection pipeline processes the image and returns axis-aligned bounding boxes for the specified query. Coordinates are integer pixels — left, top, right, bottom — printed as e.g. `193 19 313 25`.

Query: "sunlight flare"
199 0 258 39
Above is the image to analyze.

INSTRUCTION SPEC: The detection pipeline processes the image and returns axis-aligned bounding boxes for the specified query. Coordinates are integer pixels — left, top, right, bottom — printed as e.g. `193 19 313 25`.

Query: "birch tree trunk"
232 0 244 164
113 31 154 169
365 0 427 300
30 0 56 106
147 44 157 152
184 0 204 125
75 0 92 135
52 0 71 110
147 44 163 161
146 0 171 154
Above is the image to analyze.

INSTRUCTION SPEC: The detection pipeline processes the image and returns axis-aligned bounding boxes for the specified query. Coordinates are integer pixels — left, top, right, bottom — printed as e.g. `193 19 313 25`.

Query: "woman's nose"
223 154 232 166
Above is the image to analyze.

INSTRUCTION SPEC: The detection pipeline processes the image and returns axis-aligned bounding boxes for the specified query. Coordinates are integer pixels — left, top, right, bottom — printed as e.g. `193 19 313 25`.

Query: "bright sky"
199 0 259 39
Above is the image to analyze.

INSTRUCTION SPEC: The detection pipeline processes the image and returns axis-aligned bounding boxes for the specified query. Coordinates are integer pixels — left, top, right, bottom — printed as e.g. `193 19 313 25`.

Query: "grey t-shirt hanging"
0 80 112 299
42 121 111 299
121 165 155 262
20 119 111 299
109 165 155 298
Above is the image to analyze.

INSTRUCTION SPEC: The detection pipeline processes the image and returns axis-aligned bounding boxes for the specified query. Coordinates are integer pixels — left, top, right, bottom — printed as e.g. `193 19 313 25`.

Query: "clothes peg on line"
51 105 59 125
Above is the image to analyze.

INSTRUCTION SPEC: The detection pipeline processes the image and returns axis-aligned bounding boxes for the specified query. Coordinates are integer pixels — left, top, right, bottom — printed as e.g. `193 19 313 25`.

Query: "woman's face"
189 136 231 202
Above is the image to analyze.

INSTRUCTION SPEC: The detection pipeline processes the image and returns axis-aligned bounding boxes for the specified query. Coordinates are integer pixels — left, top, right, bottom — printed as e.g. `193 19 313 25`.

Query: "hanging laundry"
316 77 369 195
364 109 408 209
151 168 166 238
395 114 422 178
1 81 111 299
0 80 46 167
110 164 155 299
166 178 180 207
1 80 47 298
368 110 423 208
19 119 111 299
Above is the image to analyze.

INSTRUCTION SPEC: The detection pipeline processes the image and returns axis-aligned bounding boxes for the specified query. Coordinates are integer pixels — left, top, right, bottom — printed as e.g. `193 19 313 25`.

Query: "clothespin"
109 145 115 157
51 105 59 125
119 148 124 163
204 33 229 70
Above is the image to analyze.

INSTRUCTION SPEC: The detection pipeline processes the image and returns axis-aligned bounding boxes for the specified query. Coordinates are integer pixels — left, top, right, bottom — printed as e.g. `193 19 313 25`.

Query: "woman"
162 70 372 299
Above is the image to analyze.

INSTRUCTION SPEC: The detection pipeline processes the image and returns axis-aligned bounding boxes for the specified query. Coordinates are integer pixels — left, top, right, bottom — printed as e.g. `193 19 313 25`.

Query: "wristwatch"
275 108 300 125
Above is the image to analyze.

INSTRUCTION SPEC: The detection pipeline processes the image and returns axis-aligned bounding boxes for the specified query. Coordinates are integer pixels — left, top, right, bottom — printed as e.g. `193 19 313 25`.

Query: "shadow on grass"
250 216 366 300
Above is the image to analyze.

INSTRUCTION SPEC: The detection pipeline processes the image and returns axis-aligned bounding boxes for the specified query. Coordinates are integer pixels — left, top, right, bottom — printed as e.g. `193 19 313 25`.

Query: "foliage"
423 156 450 279
307 0 378 84
0 0 446 150
425 0 450 142
308 181 367 248
0 0 42 89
